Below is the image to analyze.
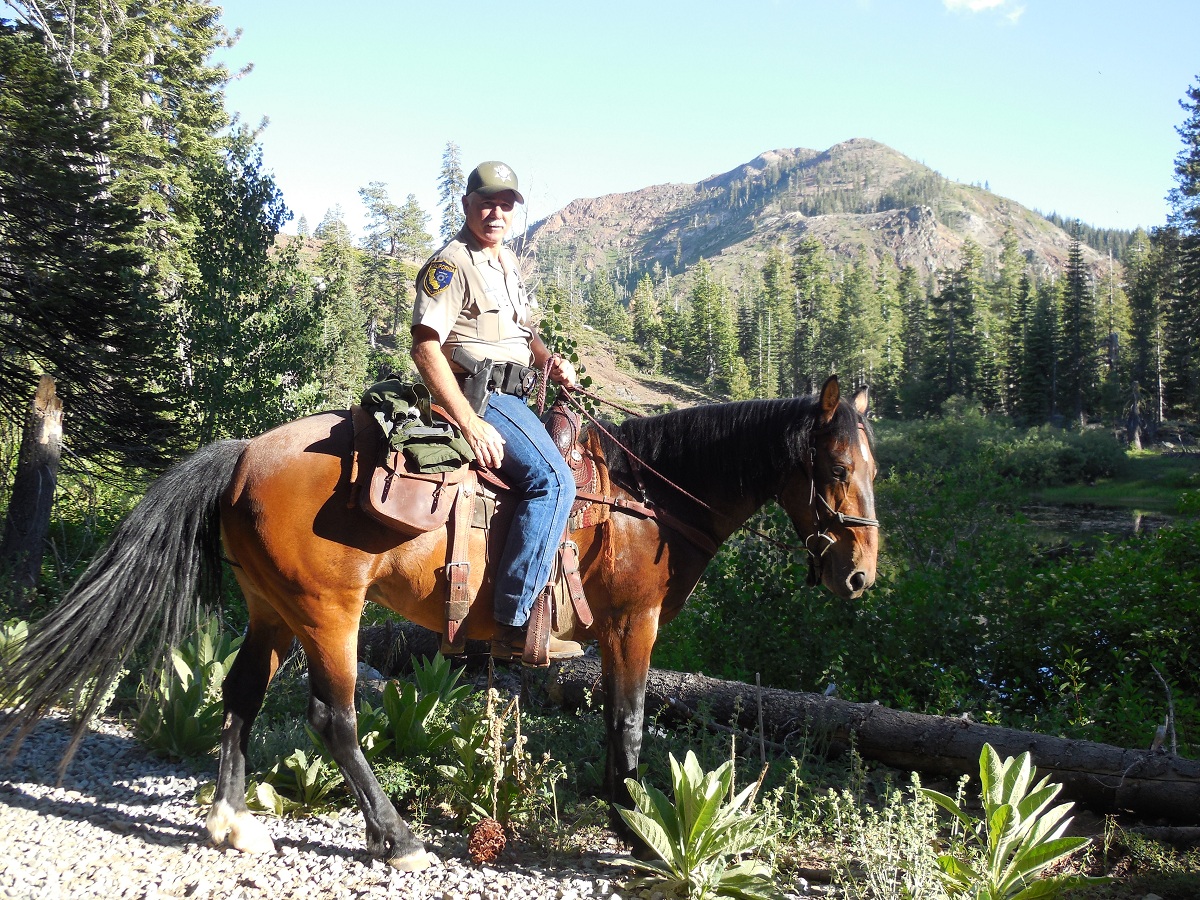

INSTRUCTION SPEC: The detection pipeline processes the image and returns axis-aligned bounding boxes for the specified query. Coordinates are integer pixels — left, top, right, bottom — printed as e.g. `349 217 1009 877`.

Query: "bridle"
550 372 878 573
796 429 880 587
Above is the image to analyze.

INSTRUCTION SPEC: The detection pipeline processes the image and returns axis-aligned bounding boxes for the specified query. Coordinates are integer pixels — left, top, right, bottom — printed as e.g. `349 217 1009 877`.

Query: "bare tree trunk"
548 657 1200 824
1128 381 1143 450
0 375 64 611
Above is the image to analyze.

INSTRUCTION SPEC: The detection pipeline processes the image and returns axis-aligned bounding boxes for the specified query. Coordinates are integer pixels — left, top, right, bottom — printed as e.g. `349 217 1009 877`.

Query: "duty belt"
457 361 538 398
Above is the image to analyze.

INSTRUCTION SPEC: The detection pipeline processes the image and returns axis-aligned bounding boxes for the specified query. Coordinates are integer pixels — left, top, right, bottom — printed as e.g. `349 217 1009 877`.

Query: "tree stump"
0 375 64 611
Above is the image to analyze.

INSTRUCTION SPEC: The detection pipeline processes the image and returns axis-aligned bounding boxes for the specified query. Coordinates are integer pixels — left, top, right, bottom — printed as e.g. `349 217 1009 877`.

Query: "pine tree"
314 206 370 404
1060 229 1099 425
751 245 794 397
1125 228 1163 420
0 22 174 464
586 276 632 340
8 0 233 302
358 183 431 357
837 254 883 388
1162 76 1200 415
1016 281 1062 424
872 256 906 414
897 265 933 415
993 228 1027 413
927 240 986 408
630 274 662 373
438 141 466 243
791 237 839 394
178 130 320 442
685 260 737 389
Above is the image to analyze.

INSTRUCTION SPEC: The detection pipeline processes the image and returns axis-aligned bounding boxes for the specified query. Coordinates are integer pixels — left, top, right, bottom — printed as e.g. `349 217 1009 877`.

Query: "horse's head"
778 375 878 600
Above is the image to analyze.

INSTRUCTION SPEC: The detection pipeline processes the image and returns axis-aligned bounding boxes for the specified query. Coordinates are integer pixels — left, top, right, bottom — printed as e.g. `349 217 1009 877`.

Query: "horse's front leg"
600 608 660 834
300 618 434 872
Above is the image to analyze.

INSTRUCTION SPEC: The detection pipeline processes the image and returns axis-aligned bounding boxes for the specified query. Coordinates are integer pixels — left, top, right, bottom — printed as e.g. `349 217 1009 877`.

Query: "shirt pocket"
473 290 503 342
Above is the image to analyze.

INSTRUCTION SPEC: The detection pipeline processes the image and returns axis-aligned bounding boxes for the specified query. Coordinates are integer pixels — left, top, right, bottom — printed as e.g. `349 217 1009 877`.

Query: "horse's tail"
0 438 249 774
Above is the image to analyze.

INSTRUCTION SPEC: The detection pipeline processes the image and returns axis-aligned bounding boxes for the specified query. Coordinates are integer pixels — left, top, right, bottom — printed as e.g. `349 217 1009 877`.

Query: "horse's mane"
597 394 871 502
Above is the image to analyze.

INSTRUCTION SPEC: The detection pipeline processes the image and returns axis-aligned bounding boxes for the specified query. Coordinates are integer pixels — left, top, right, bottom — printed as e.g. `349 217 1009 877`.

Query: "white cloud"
944 0 1026 22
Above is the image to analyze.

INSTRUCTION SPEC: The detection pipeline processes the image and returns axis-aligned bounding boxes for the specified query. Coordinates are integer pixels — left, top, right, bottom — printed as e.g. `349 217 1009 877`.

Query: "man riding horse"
410 160 584 664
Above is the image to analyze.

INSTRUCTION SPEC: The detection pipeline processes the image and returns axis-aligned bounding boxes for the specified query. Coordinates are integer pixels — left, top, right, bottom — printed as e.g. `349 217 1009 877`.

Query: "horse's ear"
819 375 840 423
853 384 870 416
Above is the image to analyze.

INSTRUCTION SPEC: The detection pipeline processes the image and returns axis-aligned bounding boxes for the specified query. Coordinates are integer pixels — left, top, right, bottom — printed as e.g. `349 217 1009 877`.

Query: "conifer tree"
1060 230 1099 424
927 240 986 407
993 228 1027 412
0 21 174 464
438 141 466 243
1016 281 1061 424
791 237 839 394
630 274 662 373
897 265 932 415
314 206 370 405
178 130 320 442
586 276 632 340
1124 229 1163 418
1161 76 1200 415
872 256 906 414
8 0 232 302
837 254 883 388
748 246 794 397
685 260 737 389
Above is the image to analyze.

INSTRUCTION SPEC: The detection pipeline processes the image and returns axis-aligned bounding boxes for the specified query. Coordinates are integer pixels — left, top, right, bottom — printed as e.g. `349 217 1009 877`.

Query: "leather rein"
548 374 879 568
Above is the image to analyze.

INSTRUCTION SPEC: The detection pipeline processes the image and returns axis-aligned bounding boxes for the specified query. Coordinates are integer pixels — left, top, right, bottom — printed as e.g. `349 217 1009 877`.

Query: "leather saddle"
348 396 601 665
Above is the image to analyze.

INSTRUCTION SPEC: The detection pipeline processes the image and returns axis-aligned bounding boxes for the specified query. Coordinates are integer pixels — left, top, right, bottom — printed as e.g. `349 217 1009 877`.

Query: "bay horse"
0 374 877 870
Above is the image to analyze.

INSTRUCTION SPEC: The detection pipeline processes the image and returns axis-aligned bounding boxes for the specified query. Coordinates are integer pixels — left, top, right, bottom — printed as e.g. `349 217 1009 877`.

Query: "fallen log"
547 657 1200 825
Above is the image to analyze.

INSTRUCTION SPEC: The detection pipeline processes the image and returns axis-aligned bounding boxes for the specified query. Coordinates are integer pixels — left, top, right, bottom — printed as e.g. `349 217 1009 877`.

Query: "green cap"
465 161 524 204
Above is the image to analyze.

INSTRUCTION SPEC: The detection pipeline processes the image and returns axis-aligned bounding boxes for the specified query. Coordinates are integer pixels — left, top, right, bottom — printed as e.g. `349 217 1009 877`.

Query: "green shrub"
437 690 566 833
921 744 1107 899
617 749 782 900
379 654 470 758
135 616 240 760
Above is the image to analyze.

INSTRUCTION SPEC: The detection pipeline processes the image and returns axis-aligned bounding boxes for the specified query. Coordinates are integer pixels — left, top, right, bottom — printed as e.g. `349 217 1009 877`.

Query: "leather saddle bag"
361 449 472 536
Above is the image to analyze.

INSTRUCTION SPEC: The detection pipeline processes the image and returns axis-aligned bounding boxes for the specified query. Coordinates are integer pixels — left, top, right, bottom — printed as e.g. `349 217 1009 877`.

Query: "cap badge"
492 164 512 183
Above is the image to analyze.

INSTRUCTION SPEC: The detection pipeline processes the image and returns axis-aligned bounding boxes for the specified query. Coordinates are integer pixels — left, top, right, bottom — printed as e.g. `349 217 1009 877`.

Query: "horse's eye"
832 465 848 481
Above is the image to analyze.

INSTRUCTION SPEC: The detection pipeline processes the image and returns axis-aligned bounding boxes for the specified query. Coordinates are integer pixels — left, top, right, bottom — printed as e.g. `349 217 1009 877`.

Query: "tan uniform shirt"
412 228 535 370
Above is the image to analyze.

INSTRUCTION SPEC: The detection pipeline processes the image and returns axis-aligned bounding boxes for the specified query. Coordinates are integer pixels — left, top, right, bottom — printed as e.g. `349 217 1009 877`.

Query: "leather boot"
491 623 583 666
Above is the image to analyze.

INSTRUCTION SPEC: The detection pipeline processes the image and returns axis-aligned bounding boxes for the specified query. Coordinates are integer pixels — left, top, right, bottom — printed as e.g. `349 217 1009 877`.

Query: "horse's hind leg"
300 619 432 871
207 602 295 854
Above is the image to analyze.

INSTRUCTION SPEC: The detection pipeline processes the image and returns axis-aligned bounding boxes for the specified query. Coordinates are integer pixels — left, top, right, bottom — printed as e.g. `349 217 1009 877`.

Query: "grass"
1033 448 1200 511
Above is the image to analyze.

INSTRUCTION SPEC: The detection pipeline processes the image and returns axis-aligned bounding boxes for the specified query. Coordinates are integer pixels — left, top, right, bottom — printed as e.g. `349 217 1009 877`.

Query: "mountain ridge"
522 138 1112 287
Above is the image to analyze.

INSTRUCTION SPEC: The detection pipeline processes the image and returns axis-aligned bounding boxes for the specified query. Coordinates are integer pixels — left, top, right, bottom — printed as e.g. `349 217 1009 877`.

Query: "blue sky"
215 0 1197 239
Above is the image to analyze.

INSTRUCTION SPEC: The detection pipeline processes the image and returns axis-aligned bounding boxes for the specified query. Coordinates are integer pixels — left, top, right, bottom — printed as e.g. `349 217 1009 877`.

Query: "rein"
541 372 826 558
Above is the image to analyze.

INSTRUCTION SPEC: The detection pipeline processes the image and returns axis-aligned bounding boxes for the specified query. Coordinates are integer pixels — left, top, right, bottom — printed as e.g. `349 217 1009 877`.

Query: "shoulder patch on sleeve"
423 259 457 296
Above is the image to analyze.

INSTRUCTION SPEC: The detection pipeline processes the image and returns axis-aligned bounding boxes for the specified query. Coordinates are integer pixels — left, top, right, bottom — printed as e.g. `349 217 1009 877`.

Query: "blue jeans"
483 391 576 627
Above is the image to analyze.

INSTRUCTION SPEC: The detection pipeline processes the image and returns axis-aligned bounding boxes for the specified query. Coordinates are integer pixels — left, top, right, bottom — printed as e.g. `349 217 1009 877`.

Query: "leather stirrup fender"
442 474 477 654
522 589 553 668
558 539 593 628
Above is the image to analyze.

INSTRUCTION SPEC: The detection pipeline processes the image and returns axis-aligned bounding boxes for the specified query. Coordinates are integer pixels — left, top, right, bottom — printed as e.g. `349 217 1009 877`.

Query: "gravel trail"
0 716 632 900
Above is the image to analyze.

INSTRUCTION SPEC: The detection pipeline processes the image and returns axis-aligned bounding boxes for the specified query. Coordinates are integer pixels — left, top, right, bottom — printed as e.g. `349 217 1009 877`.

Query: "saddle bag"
351 403 472 536
362 448 472 536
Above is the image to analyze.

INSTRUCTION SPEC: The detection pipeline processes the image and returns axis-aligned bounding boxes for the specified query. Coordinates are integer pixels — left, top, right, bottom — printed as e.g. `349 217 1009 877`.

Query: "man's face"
462 190 517 249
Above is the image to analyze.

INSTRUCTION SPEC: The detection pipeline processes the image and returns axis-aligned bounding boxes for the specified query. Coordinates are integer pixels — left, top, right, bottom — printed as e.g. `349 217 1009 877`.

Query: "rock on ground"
0 715 631 900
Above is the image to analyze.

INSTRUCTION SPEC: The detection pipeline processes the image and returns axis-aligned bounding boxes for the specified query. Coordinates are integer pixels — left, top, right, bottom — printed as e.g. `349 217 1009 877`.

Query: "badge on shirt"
423 260 457 296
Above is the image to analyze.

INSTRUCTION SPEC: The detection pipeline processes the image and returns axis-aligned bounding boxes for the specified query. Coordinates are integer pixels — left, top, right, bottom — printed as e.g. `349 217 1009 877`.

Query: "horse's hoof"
388 849 437 872
206 800 277 855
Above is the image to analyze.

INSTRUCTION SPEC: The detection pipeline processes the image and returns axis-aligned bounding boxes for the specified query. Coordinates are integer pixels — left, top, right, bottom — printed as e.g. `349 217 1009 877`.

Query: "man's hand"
411 328 506 468
546 353 578 389
462 413 506 469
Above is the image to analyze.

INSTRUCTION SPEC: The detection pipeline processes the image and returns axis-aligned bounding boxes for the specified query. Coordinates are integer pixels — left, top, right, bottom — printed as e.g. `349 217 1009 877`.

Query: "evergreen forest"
3 4 1200 895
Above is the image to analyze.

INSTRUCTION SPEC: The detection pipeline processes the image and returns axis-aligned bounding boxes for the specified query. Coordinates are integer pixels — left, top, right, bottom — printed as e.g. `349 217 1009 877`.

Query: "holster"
452 346 494 415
